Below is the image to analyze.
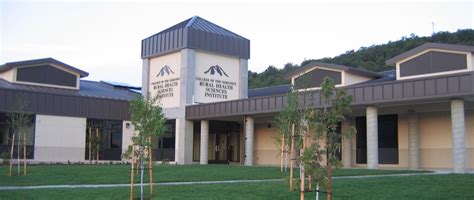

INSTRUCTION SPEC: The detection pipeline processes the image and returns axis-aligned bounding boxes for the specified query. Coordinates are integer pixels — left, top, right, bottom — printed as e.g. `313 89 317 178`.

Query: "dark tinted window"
294 68 341 89
17 65 77 87
399 51 467 77
356 114 398 164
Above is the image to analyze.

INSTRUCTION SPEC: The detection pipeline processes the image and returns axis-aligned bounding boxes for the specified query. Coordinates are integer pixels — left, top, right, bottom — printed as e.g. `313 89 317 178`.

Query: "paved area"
0 172 455 191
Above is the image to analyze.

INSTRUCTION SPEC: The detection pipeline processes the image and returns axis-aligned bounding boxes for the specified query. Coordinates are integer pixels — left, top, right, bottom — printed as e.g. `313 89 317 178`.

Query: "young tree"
123 93 165 200
273 88 303 191
302 77 355 200
7 95 32 176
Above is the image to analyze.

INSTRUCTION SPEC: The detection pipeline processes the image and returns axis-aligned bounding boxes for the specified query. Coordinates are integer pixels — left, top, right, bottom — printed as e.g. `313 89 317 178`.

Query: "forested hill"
248 29 474 89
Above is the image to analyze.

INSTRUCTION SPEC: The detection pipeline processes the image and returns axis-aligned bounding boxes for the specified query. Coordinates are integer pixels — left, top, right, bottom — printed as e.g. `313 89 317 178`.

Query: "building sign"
194 52 240 103
149 52 181 108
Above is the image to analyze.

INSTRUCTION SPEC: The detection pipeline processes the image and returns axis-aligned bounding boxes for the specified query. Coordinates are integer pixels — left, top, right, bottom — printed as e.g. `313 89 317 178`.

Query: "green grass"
0 164 429 186
1 174 472 199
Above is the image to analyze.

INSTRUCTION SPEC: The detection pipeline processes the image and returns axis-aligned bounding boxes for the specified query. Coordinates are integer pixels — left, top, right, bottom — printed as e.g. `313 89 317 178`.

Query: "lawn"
0 164 429 186
1 174 473 199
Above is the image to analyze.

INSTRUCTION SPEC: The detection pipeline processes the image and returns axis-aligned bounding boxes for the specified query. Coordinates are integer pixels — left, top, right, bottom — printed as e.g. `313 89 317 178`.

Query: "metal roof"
248 84 291 98
141 16 250 59
0 58 89 78
285 62 383 80
0 78 138 101
386 43 474 66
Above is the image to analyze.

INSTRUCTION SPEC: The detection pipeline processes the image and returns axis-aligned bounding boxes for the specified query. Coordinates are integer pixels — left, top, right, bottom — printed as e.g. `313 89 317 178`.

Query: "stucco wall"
344 72 372 86
0 69 14 82
418 111 473 169
122 120 135 155
34 115 86 162
254 124 279 165
149 51 182 108
194 51 241 103
249 110 474 170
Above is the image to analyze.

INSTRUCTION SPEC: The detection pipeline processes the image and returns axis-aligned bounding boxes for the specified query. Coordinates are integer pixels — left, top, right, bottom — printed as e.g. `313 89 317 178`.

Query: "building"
143 16 473 173
0 58 140 163
1 16 472 173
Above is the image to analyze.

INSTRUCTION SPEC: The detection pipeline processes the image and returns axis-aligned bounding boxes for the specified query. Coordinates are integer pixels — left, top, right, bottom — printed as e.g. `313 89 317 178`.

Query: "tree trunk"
289 124 295 191
23 132 27 176
300 132 306 200
300 160 304 200
308 176 311 190
89 127 92 163
9 133 15 176
130 145 135 200
96 128 99 161
327 164 332 200
140 150 144 200
17 131 21 176
148 137 153 195
280 137 284 172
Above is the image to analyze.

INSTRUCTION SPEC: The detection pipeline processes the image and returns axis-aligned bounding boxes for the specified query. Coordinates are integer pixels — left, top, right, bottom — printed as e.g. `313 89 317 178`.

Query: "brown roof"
385 43 474 66
0 58 89 78
284 62 382 80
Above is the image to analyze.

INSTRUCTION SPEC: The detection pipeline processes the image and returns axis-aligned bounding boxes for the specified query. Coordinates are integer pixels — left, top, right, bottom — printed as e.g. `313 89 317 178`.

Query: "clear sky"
1 0 472 86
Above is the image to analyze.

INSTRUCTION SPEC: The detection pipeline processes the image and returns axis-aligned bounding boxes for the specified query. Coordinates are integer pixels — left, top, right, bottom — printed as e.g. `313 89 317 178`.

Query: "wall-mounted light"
126 123 131 129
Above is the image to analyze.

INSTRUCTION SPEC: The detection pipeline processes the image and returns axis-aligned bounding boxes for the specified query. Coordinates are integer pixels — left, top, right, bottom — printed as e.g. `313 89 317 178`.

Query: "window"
294 68 342 89
85 119 123 161
16 65 77 87
399 51 467 77
152 119 176 161
356 115 398 164
0 113 35 159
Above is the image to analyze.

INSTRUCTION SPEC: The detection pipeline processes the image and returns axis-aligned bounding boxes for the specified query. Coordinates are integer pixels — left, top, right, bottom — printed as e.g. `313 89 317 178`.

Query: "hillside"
248 29 474 89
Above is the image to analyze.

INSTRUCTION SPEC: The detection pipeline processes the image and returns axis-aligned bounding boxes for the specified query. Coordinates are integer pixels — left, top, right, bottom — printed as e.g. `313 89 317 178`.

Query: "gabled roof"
0 58 89 78
385 43 474 66
141 16 250 59
285 62 383 80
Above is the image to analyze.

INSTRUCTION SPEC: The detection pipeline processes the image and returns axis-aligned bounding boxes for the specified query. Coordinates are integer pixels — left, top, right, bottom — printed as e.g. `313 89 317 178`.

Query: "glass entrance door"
214 133 228 163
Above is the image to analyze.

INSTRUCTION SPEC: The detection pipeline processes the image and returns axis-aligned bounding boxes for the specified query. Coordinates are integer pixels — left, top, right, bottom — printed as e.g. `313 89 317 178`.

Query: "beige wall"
254 124 280 165
194 51 241 103
251 110 473 170
149 51 182 108
121 121 135 155
34 115 86 162
344 72 373 86
0 69 14 82
418 111 474 169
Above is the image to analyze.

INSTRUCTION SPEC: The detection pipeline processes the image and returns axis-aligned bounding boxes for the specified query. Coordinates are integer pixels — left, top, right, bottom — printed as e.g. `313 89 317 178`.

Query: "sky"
1 0 473 86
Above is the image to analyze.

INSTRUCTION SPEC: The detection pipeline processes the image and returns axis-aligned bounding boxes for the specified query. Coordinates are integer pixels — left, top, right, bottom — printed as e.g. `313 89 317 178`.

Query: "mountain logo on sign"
157 65 175 77
204 65 229 77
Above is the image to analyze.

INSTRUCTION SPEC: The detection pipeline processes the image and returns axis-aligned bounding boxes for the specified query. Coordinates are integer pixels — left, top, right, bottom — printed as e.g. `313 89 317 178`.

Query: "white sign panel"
194 51 240 103
149 52 181 108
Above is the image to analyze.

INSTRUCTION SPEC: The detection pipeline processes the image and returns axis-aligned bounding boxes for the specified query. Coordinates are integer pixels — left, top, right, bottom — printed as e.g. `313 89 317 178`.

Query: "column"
366 106 378 169
244 116 254 166
342 120 352 168
451 99 466 173
408 111 419 169
175 118 194 165
141 59 150 98
239 58 248 98
200 120 209 164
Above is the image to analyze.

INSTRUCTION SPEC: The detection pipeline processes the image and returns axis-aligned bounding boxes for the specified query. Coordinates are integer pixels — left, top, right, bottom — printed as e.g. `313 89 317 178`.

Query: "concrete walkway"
0 172 450 191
